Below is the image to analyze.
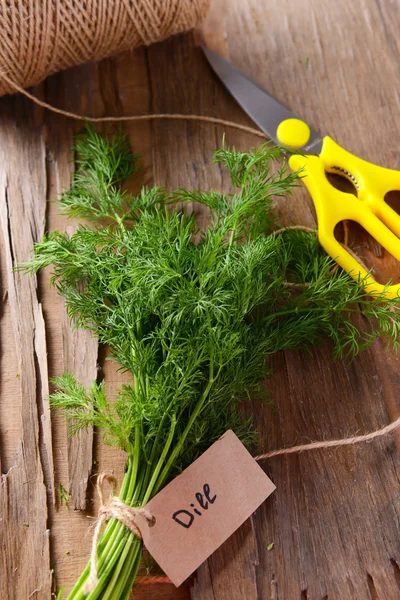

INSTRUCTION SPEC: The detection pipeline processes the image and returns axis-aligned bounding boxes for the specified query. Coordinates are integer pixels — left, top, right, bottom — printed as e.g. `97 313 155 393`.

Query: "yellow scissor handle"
289 136 400 299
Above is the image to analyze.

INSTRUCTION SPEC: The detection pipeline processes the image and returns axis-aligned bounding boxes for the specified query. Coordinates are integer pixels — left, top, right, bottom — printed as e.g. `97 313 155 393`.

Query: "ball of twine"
0 0 210 97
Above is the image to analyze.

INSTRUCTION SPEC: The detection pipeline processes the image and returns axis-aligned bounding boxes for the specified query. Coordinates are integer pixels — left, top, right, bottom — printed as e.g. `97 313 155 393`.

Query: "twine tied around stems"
84 474 155 594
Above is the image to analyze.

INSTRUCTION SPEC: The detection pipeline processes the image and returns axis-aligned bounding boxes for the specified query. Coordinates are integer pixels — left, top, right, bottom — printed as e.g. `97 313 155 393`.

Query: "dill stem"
264 304 367 323
154 362 215 495
141 414 176 504
101 535 141 600
66 462 134 600
65 366 216 600
66 439 144 600
228 223 237 249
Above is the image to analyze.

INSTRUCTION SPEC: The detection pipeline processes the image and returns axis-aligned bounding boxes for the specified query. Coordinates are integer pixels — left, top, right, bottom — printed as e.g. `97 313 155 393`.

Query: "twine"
272 225 317 236
86 416 400 591
84 473 154 594
0 0 211 97
255 415 400 460
0 70 268 140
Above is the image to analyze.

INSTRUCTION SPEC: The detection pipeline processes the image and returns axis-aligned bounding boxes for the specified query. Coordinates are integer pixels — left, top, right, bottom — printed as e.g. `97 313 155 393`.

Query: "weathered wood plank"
45 114 99 510
193 518 260 600
0 112 53 599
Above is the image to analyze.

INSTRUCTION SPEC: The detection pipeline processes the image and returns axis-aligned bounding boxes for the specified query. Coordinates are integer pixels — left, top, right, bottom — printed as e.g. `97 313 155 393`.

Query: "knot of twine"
0 0 210 97
84 473 154 594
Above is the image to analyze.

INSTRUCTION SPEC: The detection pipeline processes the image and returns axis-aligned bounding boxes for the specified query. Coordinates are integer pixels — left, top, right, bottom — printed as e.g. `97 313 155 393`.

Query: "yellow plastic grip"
289 136 400 298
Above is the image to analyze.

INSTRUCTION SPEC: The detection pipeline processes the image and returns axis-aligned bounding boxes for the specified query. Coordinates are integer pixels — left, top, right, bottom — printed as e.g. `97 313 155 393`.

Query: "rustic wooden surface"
1 0 400 599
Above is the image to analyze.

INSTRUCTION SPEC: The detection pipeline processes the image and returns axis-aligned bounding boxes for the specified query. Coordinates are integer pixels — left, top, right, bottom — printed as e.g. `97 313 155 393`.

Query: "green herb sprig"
23 126 400 599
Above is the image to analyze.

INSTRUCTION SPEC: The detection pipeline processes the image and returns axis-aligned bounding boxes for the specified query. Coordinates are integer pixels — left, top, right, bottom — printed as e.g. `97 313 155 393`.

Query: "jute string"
87 416 400 591
255 415 400 460
0 70 268 140
84 473 155 594
0 0 211 97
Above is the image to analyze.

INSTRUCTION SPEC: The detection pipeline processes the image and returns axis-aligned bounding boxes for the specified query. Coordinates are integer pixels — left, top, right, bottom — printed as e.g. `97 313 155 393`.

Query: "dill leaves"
23 126 400 599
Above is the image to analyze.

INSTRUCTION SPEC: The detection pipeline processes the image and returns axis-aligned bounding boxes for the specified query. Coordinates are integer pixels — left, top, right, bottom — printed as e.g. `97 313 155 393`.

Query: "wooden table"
1 1 400 599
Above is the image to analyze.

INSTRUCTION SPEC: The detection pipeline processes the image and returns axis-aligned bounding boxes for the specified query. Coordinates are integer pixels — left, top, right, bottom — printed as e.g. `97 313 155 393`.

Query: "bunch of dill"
24 126 399 600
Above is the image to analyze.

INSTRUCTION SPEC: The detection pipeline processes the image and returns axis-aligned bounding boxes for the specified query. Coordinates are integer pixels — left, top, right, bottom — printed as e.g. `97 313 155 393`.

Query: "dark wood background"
1 1 400 599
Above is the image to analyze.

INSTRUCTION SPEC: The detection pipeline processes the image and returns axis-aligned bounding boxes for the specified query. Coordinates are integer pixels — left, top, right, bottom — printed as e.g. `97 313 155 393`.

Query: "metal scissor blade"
203 47 323 153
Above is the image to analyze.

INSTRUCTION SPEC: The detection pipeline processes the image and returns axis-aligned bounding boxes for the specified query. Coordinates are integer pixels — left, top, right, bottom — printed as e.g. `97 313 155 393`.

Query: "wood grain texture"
48 144 98 511
0 116 53 599
0 1 400 599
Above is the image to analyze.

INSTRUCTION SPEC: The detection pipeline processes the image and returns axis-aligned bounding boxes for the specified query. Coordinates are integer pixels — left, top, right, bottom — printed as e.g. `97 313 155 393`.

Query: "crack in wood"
4 186 15 266
249 514 262 600
270 576 278 600
367 572 379 600
33 320 55 505
390 558 400 590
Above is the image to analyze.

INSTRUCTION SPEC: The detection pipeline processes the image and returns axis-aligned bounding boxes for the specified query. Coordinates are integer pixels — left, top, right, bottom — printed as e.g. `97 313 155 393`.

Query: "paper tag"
137 430 275 586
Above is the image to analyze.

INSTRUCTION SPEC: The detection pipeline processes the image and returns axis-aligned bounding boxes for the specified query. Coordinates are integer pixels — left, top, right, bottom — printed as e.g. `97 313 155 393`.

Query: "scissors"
203 47 400 298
